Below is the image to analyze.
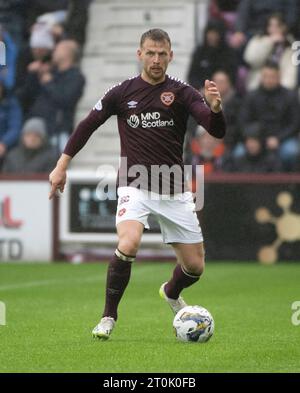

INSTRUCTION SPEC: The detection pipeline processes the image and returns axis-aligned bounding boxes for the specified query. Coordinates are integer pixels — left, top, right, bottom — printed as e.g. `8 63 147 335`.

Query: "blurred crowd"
186 0 300 174
0 0 90 173
0 0 300 174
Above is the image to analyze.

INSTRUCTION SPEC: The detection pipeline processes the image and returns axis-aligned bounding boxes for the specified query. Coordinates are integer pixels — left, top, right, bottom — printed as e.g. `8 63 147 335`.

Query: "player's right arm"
49 153 70 199
48 84 120 199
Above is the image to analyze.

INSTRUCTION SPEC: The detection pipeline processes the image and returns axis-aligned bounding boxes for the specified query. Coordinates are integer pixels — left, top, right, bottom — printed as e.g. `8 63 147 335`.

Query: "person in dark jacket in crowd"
230 0 298 49
2 117 58 173
0 0 26 48
0 80 22 168
187 20 238 90
18 39 85 152
16 22 54 108
209 0 241 39
222 128 283 172
65 0 92 47
239 62 300 171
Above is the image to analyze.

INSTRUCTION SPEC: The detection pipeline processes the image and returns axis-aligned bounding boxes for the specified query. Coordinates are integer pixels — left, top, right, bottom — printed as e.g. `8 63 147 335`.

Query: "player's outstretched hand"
204 80 222 113
49 166 67 200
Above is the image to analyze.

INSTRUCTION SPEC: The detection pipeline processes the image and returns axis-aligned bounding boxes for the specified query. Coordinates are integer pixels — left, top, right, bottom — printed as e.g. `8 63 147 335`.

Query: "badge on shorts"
118 208 126 217
119 195 130 205
160 92 175 106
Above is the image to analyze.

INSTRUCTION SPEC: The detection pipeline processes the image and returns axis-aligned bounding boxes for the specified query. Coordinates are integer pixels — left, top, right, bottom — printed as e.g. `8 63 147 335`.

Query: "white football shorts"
115 186 203 244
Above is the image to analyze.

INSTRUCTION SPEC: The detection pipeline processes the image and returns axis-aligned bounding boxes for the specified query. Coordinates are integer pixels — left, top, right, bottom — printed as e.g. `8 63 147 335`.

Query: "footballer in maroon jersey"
49 29 226 340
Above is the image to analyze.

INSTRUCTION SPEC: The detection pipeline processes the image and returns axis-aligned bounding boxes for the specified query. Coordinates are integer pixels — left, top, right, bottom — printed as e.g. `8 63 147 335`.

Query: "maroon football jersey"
64 74 226 193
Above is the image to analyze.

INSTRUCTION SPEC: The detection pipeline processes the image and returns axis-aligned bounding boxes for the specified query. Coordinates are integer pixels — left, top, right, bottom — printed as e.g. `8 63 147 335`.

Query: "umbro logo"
127 100 138 109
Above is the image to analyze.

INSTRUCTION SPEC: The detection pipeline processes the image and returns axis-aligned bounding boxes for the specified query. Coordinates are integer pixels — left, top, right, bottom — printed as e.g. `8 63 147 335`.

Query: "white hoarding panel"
0 182 52 262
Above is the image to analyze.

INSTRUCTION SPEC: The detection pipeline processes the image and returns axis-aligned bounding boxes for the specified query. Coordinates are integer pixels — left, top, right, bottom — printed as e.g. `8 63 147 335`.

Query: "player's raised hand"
204 80 222 113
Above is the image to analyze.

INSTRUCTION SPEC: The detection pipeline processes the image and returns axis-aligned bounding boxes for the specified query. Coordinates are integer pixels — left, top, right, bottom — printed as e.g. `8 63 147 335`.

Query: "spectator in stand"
0 24 18 90
29 23 55 60
239 62 300 171
223 129 282 172
244 13 297 91
190 129 225 175
16 22 55 108
25 0 69 33
209 0 241 41
0 80 22 169
33 11 68 45
184 70 240 165
19 39 85 152
51 22 67 45
187 20 238 90
212 70 241 154
25 0 92 47
2 117 58 173
0 0 26 48
230 0 298 49
65 0 92 47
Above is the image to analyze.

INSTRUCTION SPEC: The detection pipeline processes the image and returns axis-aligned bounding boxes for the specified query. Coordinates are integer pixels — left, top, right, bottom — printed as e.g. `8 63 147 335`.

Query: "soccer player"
49 29 226 340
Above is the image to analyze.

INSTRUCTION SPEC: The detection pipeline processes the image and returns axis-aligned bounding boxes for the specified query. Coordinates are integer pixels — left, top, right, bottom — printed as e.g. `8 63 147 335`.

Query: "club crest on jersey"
160 92 175 106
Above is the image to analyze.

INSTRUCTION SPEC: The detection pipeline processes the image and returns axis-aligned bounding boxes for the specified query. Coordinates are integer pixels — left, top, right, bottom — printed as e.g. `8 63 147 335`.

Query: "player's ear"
137 48 142 60
169 50 174 62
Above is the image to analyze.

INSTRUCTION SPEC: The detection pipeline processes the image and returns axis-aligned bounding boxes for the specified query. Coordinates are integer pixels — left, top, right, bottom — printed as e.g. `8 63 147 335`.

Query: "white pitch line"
0 276 101 291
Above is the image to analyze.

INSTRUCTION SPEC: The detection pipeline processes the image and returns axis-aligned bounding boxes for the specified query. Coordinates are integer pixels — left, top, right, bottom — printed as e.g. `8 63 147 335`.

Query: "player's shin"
165 264 201 300
102 249 135 321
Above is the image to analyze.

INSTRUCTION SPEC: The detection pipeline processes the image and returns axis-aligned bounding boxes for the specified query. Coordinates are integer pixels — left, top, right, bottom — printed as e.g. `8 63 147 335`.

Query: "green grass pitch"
0 261 299 373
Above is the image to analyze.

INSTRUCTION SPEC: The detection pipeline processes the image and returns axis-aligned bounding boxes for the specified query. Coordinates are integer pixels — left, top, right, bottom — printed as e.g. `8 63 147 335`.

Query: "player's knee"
190 263 205 277
184 256 205 276
118 238 139 257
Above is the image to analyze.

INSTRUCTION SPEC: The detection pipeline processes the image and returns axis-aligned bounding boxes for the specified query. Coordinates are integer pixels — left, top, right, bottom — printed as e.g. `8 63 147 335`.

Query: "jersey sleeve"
184 85 226 139
63 84 120 157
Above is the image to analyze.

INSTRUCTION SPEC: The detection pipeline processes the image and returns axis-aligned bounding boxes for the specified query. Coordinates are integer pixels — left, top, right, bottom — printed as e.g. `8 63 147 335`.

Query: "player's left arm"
186 80 226 139
204 80 222 114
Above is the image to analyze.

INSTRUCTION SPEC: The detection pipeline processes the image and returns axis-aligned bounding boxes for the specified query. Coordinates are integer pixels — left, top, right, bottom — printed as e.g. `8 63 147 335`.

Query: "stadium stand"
0 0 299 173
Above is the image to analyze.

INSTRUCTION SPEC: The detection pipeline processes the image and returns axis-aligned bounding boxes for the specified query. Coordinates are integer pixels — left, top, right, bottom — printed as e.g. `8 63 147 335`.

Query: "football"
173 305 214 343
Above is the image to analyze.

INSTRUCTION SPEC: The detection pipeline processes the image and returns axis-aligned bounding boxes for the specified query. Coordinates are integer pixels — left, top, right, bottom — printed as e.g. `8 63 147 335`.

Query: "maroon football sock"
102 250 134 321
165 264 201 300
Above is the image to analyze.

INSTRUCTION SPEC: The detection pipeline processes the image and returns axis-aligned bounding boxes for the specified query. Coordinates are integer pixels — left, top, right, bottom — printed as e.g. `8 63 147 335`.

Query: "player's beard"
146 66 166 83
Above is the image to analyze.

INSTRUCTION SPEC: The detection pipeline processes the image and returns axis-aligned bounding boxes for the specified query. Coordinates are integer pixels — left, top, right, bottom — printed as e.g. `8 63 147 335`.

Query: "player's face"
138 39 173 84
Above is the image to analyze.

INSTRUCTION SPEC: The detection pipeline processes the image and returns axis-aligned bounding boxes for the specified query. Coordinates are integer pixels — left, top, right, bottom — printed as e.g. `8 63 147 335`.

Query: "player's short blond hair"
140 28 171 48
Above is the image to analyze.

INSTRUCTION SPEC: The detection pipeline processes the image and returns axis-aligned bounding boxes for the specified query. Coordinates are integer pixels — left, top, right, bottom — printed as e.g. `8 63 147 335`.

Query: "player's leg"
165 242 205 300
93 220 144 339
157 192 204 312
102 220 144 320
